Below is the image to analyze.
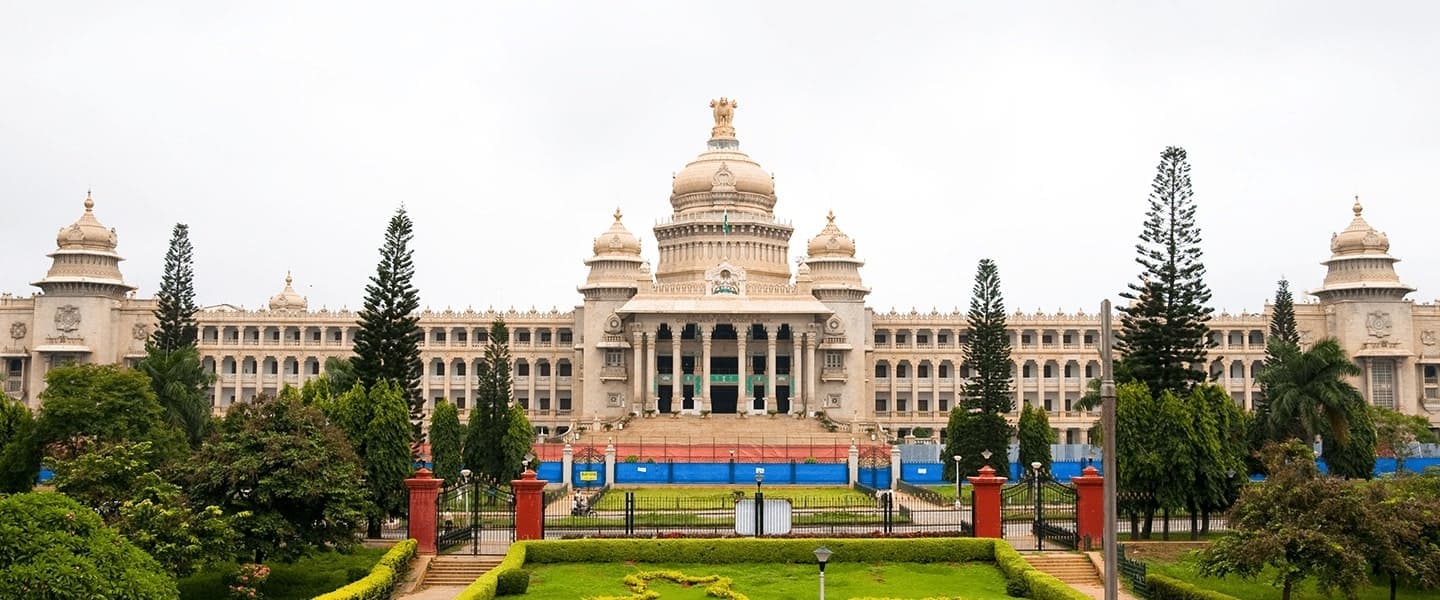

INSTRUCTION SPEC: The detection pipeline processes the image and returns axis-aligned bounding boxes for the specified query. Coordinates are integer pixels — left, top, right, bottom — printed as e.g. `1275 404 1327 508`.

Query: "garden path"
396 585 465 600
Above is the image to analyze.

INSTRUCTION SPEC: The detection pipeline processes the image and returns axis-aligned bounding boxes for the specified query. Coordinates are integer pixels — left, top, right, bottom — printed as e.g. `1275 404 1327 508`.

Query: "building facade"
4 101 1439 441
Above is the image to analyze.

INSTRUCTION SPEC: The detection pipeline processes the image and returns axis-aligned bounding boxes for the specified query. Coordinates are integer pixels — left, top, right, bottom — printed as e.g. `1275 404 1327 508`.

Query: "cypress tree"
352 207 424 450
428 400 463 483
151 224 198 351
362 380 413 538
1017 403 1056 475
1118 146 1214 398
1250 278 1301 460
465 320 513 480
945 259 1015 480
1268 279 1300 347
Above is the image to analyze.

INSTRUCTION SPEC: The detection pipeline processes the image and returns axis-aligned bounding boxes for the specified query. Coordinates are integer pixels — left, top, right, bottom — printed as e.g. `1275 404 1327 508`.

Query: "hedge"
456 543 527 600
1146 573 1241 600
312 539 418 600
992 543 1091 600
523 537 996 565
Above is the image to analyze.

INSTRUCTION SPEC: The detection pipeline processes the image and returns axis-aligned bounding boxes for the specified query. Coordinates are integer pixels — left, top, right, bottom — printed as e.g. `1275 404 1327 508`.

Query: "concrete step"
1023 554 1100 585
421 557 503 587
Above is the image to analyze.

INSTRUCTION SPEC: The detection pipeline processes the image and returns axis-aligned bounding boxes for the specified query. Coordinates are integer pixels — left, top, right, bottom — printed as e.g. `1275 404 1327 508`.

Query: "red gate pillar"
967 465 1006 539
405 468 444 555
512 469 549 541
1071 465 1104 549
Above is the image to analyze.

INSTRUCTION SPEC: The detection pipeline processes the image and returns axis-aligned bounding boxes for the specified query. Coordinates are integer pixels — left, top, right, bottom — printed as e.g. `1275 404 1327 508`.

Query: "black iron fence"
436 476 515 555
1000 474 1079 551
1117 543 1148 596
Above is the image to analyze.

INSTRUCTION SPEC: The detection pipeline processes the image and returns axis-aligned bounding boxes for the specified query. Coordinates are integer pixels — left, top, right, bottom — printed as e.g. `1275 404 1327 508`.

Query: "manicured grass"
925 484 972 504
177 546 388 600
593 486 870 510
1147 552 1434 600
522 561 1010 599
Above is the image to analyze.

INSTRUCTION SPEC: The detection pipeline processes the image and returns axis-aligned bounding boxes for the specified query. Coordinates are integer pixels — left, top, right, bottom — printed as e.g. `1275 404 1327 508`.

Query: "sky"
2 2 1437 316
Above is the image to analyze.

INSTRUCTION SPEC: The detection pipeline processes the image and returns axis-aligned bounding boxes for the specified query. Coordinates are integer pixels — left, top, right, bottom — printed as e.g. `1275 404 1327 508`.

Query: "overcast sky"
3 2 1437 317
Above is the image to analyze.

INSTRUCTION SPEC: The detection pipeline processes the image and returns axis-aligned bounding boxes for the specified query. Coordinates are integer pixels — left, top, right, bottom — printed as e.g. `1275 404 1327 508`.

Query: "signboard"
579 471 598 482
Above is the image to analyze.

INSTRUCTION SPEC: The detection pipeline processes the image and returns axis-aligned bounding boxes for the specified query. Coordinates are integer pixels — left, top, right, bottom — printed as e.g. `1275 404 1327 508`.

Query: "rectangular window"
1371 360 1396 409
939 364 950 378
825 351 842 369
938 333 949 345
896 333 908 345
918 364 930 378
874 397 888 413
605 349 623 367
456 396 466 410
874 333 888 344
917 334 929 345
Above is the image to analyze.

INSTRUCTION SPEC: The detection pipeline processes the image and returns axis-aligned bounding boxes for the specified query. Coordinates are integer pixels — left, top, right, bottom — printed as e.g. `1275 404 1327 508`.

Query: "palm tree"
1257 338 1363 445
137 345 214 447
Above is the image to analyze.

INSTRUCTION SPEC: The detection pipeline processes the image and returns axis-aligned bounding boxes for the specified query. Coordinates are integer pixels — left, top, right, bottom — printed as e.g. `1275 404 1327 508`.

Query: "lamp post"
980 448 992 472
952 455 963 509
814 546 832 600
754 470 766 537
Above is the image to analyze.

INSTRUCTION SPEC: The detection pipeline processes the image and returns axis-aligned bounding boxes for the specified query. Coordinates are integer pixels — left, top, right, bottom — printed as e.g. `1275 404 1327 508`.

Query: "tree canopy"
151 223 198 351
946 258 1014 480
467 320 521 481
33 364 185 465
137 345 213 447
352 206 424 450
1016 402 1055 475
429 399 463 483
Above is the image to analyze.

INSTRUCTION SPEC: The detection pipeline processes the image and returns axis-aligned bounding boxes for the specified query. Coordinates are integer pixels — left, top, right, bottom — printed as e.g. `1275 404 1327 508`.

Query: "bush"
991 543 1089 600
457 543 528 600
312 538 418 600
623 455 639 463
523 537 996 565
1006 577 1029 597
495 568 530 596
1146 573 1241 600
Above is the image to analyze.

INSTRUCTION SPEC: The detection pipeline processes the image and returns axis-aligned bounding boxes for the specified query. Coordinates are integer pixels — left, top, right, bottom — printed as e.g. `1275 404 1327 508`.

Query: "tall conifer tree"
352 207 424 449
1268 279 1300 347
465 320 514 480
1251 278 1301 459
428 400 463 483
945 259 1014 480
1118 146 1214 398
152 224 198 351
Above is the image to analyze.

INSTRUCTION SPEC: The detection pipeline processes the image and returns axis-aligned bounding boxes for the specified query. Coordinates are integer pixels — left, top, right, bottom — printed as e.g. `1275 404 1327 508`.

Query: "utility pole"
1100 299 1118 600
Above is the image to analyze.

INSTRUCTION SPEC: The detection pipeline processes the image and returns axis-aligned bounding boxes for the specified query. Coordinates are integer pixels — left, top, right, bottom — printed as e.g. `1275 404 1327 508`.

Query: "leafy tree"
112 472 239 577
1150 389 1199 540
1113 382 1167 539
466 320 515 480
362 380 413 538
0 394 38 492
322 356 358 397
50 440 157 519
185 393 367 563
1185 384 1247 536
351 207 424 450
138 345 213 447
152 223 198 351
33 364 185 464
1118 146 1214 398
299 374 332 406
1200 441 1377 600
0 492 180 599
1321 398 1376 480
1258 337 1363 445
961 259 1014 414
429 399 464 483
942 409 1012 481
1371 406 1437 475
1364 474 1440 599
1016 403 1055 475
1250 278 1301 468
500 403 535 483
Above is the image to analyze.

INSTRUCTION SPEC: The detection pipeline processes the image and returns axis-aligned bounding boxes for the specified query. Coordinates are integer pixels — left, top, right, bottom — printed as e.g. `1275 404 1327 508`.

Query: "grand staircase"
419 556 503 588
1023 553 1101 587
603 412 854 443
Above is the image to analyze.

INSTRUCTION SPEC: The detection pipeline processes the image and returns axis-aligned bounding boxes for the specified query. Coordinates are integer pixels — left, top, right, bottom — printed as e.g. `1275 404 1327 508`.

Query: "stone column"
847 443 860 485
561 443 574 488
909 359 919 416
700 328 712 413
632 330 645 414
646 330 658 412
889 444 902 490
967 465 1007 539
805 329 817 413
738 330 750 411
404 468 444 555
671 329 682 412
549 352 559 416
1071 465 1104 549
604 441 617 485
766 334 778 407
527 356 538 415
511 469 548 541
791 333 803 413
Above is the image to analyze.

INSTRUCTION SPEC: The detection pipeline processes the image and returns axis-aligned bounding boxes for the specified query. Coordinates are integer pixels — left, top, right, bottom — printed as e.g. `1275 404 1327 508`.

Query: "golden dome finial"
613 207 623 222
826 209 835 223
708 97 738 140
285 271 293 286
1353 195 1363 216
84 190 94 211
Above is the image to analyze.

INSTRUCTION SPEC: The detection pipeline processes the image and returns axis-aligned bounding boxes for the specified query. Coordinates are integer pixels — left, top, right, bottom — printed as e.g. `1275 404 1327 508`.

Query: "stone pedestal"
967 465 1006 539
1071 465 1104 548
512 469 549 541
404 468 444 555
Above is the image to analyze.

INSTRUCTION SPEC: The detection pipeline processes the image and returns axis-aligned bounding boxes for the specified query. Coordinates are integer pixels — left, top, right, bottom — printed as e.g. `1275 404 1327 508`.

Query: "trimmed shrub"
456 542 528 600
495 568 530 596
523 537 995 565
991 543 1089 600
1006 577 1029 597
312 538 418 600
1146 573 1241 600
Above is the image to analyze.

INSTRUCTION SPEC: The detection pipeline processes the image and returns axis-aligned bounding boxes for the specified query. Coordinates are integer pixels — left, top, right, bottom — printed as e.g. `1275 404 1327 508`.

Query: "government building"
4 100 1438 442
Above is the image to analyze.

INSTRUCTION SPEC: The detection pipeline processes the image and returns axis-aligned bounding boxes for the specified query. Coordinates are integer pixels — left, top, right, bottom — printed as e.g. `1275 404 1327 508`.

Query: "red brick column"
967 465 1007 539
1070 465 1104 549
512 469 549 541
405 468 444 555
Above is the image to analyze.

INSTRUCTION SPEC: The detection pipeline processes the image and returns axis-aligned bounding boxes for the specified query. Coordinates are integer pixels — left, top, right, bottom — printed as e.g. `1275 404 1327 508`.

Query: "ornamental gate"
1000 471 1078 551
435 474 515 555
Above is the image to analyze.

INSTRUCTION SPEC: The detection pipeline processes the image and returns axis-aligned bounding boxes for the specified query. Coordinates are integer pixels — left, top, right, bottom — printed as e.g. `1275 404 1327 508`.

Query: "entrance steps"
606 413 851 444
1023 553 1101 586
420 555 502 588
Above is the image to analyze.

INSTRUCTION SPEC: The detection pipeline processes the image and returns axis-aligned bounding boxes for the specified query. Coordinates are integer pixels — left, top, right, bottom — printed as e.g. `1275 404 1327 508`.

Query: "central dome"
668 98 778 217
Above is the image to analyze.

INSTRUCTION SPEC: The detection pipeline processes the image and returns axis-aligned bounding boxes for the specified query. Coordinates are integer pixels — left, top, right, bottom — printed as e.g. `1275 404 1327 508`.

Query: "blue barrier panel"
616 462 672 484
738 463 797 485
38 469 53 484
672 462 732 484
901 462 944 484
573 464 605 488
795 463 848 485
859 467 891 489
536 461 563 482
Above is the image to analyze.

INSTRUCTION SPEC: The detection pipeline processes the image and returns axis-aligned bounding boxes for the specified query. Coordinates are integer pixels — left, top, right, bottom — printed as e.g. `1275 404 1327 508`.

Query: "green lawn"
1147 553 1434 600
924 484 972 504
593 486 870 510
176 546 388 600
523 561 1010 599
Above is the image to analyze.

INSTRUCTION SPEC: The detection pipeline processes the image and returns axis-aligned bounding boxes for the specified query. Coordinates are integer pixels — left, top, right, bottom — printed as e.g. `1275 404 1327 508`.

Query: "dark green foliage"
495 568 531 596
467 320 516 480
0 394 38 492
521 537 996 565
1146 573 1241 600
50 440 156 518
362 380 414 537
942 409 1012 481
1250 279 1301 471
1366 474 1440 594
0 492 180 599
961 259 1014 414
352 207 424 450
1199 441 1376 600
300 374 333 406
184 393 368 563
1321 397 1376 480
138 344 214 447
323 356 359 398
1118 146 1214 398
429 400 464 482
1186 385 1248 524
311 539 417 600
33 363 185 464
1268 279 1299 347
152 223 198 351
1005 577 1028 597
1258 337 1364 446
1017 403 1055 475
112 471 240 576
179 546 392 600
1371 406 1438 475
500 403 535 483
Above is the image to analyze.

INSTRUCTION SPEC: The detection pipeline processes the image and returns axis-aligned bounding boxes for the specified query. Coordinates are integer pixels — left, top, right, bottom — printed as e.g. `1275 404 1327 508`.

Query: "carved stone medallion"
133 323 149 341
1422 330 1437 347
1365 311 1392 339
54 305 81 333
9 322 25 340
603 313 624 335
825 316 845 335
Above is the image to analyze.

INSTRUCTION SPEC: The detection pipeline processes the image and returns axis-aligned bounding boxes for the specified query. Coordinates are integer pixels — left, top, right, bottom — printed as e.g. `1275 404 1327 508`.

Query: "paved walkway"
397 586 466 600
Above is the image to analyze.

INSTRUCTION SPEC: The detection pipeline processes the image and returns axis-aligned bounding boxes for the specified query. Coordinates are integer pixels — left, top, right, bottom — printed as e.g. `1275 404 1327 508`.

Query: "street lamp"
523 452 535 472
1031 461 1042 478
814 546 832 600
952 455 963 509
755 470 764 493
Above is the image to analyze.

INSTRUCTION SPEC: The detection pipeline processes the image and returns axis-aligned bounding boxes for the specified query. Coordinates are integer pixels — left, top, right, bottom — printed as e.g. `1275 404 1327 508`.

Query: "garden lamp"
814 546 832 600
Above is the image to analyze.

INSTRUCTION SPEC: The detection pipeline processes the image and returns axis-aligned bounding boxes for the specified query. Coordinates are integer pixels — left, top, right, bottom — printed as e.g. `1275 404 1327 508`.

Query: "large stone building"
4 101 1439 441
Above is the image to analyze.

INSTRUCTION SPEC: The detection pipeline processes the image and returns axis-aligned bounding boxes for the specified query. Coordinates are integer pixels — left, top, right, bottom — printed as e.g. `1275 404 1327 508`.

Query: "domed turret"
268 272 308 311
806 210 857 258
32 192 136 298
803 210 868 302
592 208 642 257
580 208 646 300
1312 197 1414 302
